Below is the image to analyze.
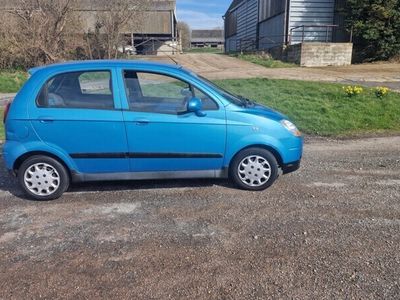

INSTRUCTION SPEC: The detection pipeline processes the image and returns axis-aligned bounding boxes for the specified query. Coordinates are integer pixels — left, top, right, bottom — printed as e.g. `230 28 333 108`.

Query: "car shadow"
70 178 233 193
0 158 235 201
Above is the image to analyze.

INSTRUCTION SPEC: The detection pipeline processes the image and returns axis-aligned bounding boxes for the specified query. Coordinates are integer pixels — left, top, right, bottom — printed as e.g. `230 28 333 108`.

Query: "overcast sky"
176 0 231 29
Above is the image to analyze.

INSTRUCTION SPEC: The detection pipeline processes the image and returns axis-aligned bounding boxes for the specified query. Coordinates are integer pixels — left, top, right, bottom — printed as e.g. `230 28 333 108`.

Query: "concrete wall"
285 42 353 67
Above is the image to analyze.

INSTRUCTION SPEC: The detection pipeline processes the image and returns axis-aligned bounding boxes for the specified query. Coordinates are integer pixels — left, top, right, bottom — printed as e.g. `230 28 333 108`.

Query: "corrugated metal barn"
224 0 349 52
191 30 225 48
0 0 178 55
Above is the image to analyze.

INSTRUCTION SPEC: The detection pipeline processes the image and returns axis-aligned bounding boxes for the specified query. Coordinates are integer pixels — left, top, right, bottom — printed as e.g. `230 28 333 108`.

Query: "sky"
176 0 232 30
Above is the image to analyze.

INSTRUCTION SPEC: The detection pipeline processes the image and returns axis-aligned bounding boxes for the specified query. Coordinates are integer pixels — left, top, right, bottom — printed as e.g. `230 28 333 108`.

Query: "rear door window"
37 71 114 110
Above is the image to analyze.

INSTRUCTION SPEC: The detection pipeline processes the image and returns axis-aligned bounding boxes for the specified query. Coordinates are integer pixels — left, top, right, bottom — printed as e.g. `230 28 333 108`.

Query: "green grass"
0 71 28 93
184 47 223 54
79 71 110 81
214 78 400 136
0 77 399 139
230 53 297 68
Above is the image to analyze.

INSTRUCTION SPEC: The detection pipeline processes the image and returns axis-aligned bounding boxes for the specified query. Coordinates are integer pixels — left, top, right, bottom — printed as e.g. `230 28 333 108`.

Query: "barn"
0 0 178 55
224 0 349 52
224 0 350 54
190 30 225 49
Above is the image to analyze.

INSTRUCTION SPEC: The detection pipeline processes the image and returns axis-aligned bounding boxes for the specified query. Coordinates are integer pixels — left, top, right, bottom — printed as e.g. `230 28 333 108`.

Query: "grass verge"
0 78 398 139
185 48 223 54
230 53 297 68
0 70 28 93
215 78 400 136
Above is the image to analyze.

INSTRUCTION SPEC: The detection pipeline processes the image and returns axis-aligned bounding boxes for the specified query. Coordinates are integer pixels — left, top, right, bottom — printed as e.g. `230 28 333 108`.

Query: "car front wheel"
18 155 70 200
230 148 279 191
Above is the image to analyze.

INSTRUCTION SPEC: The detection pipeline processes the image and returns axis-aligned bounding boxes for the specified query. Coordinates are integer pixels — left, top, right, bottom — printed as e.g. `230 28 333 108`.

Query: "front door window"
123 71 218 114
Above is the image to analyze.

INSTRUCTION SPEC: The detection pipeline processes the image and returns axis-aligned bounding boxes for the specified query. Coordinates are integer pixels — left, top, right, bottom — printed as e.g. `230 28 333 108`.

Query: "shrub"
344 0 400 62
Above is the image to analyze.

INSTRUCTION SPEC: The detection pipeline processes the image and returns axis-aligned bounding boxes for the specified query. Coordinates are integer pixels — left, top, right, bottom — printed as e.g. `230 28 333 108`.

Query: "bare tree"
178 21 191 50
93 0 150 59
0 0 151 67
4 0 82 66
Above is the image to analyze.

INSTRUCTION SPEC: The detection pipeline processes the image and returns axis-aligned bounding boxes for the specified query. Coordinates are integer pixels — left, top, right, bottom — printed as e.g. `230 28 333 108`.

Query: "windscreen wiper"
238 95 256 107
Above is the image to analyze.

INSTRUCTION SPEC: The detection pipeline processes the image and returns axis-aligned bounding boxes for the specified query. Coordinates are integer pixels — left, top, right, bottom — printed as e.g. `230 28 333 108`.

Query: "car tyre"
230 148 279 191
18 155 70 201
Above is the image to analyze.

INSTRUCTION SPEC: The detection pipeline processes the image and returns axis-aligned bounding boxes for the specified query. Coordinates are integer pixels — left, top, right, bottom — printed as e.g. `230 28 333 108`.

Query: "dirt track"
153 54 400 91
1 136 399 299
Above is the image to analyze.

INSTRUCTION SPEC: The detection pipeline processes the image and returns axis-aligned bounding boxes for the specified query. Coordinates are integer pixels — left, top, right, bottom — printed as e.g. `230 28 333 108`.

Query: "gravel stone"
0 136 399 299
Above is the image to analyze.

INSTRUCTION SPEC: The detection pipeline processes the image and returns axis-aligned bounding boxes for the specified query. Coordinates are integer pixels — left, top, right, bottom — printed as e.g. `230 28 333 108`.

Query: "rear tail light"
3 101 12 124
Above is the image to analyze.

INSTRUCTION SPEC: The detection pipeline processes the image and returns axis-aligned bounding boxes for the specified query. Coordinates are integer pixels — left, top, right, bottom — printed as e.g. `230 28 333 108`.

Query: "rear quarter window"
36 71 114 110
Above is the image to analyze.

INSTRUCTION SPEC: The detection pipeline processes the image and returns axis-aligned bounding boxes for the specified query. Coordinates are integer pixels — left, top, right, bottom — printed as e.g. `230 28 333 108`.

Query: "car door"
119 69 226 173
29 69 129 174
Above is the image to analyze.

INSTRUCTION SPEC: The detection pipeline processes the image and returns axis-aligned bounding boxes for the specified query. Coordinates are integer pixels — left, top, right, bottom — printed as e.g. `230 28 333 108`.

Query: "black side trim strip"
70 153 126 159
129 153 222 159
70 152 223 159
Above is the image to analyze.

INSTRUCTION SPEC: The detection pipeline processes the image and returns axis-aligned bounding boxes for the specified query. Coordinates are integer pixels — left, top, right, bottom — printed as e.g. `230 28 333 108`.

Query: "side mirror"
187 97 206 117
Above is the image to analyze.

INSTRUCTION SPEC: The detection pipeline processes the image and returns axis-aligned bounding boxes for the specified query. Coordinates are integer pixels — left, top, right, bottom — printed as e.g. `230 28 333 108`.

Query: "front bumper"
281 160 301 174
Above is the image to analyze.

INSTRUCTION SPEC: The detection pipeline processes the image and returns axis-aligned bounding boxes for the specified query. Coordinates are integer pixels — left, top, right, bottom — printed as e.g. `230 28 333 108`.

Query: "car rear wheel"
18 155 70 200
230 148 279 191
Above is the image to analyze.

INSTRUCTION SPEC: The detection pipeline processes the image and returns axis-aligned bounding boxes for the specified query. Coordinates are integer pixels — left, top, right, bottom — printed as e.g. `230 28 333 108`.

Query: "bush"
344 0 400 62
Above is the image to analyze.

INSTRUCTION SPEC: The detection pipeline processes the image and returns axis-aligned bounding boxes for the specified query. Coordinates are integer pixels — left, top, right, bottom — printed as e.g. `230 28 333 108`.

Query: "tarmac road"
0 136 399 299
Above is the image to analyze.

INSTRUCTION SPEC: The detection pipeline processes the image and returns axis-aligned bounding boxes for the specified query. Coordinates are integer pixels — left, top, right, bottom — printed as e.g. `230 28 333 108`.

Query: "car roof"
28 60 183 75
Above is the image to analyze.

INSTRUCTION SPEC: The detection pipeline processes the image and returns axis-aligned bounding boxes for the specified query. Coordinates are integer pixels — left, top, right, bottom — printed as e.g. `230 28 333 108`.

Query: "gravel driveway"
0 137 399 299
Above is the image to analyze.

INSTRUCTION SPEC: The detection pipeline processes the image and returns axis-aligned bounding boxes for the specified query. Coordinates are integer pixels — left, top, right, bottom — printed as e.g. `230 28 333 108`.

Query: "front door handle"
39 116 54 123
135 119 149 126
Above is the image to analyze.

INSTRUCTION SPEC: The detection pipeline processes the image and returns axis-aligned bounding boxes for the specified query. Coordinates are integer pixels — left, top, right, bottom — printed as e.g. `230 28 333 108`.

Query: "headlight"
280 120 302 137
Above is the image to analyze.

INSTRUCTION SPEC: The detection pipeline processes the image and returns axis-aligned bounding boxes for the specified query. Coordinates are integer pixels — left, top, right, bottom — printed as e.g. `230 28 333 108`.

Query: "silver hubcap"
238 155 271 187
24 163 60 196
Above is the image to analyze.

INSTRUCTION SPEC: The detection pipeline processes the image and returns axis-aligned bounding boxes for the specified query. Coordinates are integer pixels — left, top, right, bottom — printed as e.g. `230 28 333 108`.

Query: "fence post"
326 26 329 42
350 26 353 43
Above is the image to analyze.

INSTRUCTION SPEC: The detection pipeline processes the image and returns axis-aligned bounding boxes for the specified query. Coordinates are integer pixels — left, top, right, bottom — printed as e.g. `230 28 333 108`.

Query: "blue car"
3 60 303 200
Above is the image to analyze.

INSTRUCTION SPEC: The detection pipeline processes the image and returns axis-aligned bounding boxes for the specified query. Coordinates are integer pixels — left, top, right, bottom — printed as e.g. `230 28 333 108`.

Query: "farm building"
0 0 178 55
190 30 225 49
224 0 352 66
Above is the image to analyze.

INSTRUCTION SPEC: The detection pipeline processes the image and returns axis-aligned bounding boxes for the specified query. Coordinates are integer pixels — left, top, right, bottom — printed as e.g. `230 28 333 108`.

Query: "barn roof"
191 30 224 43
0 0 176 11
192 30 224 39
225 0 245 14
76 0 176 11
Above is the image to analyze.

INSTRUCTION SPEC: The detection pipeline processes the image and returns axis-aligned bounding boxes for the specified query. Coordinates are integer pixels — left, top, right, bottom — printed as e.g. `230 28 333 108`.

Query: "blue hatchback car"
3 60 303 200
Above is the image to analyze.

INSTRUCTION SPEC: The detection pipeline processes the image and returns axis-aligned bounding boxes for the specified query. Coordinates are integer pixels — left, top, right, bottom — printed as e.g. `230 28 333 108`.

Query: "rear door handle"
39 116 54 123
135 119 149 126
